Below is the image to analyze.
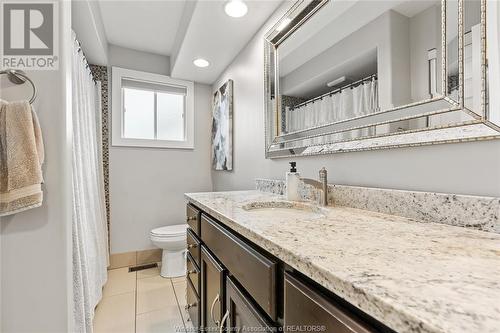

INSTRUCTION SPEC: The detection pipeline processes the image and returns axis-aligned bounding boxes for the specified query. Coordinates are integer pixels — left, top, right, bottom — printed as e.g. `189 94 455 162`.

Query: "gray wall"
108 48 212 254
212 5 500 197
0 2 73 331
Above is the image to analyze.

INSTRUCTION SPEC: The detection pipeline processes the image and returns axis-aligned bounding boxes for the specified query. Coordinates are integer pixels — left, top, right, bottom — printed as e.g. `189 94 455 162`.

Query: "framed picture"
211 79 233 170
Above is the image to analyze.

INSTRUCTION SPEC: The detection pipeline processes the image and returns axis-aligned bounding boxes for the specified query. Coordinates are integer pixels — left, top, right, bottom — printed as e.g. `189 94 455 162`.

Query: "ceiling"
72 0 283 84
98 0 187 56
170 0 283 83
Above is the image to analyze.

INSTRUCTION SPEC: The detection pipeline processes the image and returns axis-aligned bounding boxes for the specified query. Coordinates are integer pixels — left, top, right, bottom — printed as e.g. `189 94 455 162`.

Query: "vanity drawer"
284 272 376 333
186 204 201 236
200 214 278 320
187 228 200 268
187 252 200 296
186 277 200 330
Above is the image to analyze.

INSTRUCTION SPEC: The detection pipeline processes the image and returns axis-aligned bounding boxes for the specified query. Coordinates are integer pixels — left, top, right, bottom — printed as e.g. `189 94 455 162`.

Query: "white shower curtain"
287 78 378 144
72 32 109 333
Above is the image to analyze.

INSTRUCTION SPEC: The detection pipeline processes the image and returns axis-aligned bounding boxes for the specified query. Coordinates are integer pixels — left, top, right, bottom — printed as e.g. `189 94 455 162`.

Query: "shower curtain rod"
290 73 377 111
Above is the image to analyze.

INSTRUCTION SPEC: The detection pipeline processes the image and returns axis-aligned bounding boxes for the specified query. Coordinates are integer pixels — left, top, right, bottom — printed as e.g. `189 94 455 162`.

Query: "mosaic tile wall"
280 95 307 132
89 65 110 244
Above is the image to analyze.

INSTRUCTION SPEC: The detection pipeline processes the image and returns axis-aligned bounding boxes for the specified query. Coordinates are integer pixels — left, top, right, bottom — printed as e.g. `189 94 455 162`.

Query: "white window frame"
111 67 195 149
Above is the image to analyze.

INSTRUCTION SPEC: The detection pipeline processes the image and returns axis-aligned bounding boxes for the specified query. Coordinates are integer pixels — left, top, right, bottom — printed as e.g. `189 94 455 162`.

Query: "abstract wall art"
211 79 233 170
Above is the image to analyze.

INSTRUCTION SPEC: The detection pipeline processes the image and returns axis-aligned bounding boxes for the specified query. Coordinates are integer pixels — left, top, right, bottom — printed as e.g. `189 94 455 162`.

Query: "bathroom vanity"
184 189 500 333
185 199 386 333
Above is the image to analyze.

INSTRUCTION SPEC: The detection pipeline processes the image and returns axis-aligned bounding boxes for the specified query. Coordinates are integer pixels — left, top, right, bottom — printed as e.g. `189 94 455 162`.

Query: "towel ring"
0 69 37 104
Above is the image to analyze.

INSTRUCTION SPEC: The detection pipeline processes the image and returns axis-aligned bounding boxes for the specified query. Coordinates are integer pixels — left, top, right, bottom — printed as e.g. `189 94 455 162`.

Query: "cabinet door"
201 246 226 332
284 272 376 333
222 277 274 333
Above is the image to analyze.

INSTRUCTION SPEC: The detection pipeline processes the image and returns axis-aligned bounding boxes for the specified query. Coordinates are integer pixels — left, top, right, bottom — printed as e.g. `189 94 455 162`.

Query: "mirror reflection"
265 0 500 157
279 0 447 137
444 0 482 110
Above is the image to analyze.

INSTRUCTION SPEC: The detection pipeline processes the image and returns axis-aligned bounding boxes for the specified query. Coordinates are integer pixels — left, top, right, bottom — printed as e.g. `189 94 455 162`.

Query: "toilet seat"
150 224 187 238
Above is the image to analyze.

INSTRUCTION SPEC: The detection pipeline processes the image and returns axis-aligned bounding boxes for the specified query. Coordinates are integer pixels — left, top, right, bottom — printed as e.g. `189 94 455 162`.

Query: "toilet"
150 224 188 278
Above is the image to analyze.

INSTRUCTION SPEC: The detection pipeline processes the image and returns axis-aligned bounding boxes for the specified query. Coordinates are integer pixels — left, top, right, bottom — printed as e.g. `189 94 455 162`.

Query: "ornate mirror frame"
264 0 500 158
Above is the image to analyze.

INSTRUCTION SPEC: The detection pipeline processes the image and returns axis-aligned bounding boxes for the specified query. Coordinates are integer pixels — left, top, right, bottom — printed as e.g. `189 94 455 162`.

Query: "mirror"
264 0 500 158
487 0 500 126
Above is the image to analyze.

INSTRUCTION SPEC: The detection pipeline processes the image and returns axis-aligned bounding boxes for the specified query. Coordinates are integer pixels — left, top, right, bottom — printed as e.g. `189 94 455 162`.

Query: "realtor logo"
1 2 59 70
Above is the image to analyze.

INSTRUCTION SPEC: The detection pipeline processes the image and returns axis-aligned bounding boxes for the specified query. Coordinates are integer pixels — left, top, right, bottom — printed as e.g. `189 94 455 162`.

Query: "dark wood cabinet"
186 204 201 235
186 204 203 332
284 272 376 333
201 214 278 320
187 277 200 330
187 252 200 296
200 246 226 332
187 228 201 267
223 276 275 333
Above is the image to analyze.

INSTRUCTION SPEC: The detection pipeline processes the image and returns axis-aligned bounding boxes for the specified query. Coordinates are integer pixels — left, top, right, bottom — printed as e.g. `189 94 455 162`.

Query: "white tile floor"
93 266 193 333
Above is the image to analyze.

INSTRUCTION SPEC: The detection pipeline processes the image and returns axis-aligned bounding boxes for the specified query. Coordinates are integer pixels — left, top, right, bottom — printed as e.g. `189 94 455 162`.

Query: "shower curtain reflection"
286 77 378 143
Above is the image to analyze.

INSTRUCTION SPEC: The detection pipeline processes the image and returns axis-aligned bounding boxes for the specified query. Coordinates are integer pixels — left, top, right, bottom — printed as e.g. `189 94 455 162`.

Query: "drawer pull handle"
219 310 229 333
187 269 196 275
185 302 197 309
187 216 197 221
187 244 197 249
210 293 220 326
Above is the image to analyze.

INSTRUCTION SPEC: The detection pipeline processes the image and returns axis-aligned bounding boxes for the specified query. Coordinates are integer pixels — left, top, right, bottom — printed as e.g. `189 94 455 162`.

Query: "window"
112 67 194 149
121 80 185 141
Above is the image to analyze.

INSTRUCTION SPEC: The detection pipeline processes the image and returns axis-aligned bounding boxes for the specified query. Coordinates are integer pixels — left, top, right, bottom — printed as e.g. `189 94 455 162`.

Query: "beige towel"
0 99 44 216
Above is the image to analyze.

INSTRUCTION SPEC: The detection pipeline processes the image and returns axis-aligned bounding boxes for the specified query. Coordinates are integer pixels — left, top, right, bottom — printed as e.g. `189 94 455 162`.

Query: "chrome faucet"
300 167 328 206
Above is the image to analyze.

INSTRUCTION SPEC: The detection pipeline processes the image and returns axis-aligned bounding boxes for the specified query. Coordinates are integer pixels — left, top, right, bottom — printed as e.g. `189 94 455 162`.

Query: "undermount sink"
242 201 327 220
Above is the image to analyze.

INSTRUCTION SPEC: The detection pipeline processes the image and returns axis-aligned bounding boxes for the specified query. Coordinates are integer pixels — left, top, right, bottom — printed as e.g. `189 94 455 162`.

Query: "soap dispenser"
286 162 301 201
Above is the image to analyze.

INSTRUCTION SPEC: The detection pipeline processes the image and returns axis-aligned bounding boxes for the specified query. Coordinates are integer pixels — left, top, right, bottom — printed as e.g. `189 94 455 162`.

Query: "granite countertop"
185 190 500 333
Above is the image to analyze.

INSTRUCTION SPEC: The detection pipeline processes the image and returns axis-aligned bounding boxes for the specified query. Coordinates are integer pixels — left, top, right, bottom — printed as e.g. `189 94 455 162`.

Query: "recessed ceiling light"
276 17 292 32
193 58 210 68
225 0 248 18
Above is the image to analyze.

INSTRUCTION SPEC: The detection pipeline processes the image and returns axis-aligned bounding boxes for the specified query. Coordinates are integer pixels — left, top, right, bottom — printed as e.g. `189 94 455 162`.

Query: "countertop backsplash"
255 178 500 233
